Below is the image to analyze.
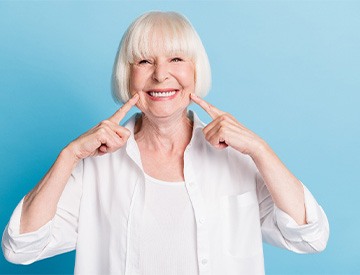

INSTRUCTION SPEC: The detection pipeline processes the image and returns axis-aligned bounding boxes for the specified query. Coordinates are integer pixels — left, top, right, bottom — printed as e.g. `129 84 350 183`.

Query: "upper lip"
146 88 179 93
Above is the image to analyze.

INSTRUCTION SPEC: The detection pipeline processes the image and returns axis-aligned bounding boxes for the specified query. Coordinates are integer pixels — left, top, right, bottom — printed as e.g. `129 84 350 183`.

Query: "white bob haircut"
111 11 212 103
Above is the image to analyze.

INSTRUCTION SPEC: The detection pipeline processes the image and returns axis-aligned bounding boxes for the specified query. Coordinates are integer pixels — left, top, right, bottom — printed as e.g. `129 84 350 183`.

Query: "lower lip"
147 91 179 101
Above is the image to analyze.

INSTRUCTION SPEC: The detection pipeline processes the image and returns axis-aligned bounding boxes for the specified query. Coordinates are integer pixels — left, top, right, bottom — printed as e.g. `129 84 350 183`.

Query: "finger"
190 93 224 119
113 125 131 142
207 131 229 149
206 125 227 145
96 127 124 154
97 127 118 149
206 122 241 143
109 93 139 124
99 145 108 154
99 120 131 141
203 115 239 137
105 127 125 150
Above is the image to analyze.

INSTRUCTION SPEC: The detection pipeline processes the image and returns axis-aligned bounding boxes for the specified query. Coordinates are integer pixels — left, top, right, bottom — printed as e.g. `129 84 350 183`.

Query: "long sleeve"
2 160 84 264
257 174 330 253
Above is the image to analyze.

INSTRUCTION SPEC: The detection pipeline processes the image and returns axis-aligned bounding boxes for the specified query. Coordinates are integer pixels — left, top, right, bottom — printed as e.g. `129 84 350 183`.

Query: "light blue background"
1 1 359 274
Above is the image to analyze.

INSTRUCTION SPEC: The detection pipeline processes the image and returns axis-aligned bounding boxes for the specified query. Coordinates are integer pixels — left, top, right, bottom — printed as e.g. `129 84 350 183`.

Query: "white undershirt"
139 174 199 275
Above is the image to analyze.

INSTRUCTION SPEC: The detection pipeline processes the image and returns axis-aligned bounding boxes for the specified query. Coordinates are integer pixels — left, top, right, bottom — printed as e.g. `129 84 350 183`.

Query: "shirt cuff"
3 197 53 254
273 184 329 243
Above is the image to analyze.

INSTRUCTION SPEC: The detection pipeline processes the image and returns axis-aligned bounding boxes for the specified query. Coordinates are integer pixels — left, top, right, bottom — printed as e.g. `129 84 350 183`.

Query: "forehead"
132 48 188 61
126 21 196 62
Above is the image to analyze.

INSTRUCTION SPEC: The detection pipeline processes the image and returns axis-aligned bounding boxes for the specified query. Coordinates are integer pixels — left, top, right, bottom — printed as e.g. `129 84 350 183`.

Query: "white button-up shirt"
2 111 329 275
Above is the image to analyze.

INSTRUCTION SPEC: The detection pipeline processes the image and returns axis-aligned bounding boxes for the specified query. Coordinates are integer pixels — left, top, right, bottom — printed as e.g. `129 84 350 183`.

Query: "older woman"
2 11 329 275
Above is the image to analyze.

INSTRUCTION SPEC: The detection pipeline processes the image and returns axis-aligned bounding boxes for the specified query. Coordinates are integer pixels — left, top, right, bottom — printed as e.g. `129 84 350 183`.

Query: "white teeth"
149 91 176 97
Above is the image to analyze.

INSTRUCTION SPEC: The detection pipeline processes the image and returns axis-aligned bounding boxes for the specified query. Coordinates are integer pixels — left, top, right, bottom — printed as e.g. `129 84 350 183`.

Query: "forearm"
190 94 308 225
20 146 79 234
252 142 306 225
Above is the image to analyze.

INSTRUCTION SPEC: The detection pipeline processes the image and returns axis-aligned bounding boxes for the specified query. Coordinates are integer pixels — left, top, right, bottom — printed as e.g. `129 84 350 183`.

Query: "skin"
20 95 139 233
129 53 195 181
19 50 306 234
130 51 306 225
190 93 306 225
129 54 195 120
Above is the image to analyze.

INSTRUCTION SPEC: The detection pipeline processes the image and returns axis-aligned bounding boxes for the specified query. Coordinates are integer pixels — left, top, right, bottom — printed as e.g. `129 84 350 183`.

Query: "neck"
134 109 193 153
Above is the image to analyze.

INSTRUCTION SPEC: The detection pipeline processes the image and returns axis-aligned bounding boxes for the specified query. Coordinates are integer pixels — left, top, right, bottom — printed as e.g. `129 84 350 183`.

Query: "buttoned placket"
184 141 211 275
124 124 146 275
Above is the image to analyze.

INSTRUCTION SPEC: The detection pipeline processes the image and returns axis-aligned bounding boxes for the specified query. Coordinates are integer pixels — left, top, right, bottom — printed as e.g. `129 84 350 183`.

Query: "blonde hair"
111 11 211 103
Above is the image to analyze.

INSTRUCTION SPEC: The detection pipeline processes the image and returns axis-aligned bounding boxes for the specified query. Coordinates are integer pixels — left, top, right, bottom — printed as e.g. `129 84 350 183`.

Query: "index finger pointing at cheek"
190 93 223 119
109 94 139 124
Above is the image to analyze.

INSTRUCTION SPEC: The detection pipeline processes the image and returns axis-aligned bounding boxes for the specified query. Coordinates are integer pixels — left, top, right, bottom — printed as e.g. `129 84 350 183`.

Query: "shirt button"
199 218 204 224
201 258 208 265
188 181 195 187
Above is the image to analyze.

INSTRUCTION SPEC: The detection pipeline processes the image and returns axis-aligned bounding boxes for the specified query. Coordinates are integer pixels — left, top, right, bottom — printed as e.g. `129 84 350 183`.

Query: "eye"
171 57 183 62
138 59 151 65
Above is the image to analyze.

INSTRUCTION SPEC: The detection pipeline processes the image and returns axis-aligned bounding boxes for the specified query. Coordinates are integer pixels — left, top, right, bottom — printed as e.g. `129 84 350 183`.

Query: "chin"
141 105 189 119
137 95 190 117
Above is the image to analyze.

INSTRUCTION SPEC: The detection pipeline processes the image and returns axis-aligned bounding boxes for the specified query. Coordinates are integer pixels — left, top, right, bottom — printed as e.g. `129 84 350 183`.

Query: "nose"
152 62 169 83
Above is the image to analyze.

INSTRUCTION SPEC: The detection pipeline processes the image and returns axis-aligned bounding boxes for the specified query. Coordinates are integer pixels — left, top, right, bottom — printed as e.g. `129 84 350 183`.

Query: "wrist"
60 143 81 167
249 139 272 162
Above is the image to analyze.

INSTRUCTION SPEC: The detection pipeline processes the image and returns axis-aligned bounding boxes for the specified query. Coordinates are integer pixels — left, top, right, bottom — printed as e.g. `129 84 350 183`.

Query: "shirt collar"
188 109 207 132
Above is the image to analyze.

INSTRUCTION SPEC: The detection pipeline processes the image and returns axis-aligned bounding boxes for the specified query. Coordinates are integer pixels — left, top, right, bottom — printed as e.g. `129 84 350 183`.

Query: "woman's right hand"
66 94 139 161
19 95 139 234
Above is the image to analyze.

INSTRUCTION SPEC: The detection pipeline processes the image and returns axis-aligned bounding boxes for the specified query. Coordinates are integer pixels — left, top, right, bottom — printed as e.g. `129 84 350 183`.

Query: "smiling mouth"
147 89 179 98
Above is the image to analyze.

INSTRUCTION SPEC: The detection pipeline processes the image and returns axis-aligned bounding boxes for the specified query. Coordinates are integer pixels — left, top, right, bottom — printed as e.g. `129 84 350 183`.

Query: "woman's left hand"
191 93 308 225
190 93 266 158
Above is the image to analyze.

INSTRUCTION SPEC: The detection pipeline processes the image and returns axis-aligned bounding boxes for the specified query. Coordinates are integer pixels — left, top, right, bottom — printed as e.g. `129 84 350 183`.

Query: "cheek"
129 68 145 92
135 93 148 111
129 77 139 94
180 67 195 89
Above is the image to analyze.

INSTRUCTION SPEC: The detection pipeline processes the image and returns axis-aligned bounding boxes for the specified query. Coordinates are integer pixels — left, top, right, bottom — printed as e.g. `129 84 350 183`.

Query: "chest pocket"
220 190 263 258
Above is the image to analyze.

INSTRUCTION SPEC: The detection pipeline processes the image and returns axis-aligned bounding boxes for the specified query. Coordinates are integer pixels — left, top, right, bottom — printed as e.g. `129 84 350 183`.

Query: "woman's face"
129 51 195 119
